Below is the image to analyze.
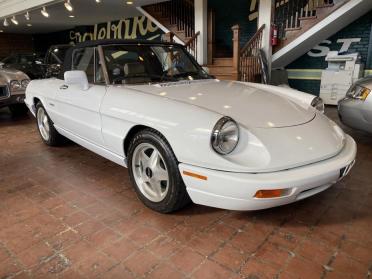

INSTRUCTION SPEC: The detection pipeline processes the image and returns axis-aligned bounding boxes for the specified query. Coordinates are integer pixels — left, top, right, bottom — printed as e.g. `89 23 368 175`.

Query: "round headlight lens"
311 97 324 113
211 116 239 155
10 80 21 91
21 79 30 89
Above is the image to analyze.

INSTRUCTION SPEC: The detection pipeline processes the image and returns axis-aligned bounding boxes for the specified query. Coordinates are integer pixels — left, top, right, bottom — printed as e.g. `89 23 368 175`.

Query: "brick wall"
0 33 34 59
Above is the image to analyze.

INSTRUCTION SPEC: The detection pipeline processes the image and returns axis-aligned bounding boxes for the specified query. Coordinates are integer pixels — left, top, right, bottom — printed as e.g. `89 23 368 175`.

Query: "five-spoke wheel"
128 129 190 213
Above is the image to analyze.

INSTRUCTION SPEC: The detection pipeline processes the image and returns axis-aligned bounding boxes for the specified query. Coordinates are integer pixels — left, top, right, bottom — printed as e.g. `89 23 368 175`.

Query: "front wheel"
36 103 64 146
127 129 191 213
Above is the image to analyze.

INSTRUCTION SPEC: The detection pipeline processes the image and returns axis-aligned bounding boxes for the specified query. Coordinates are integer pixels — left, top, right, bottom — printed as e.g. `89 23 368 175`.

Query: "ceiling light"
11 16 18 25
0 30 3 33
3 18 9 27
96 0 101 3
64 0 73 12
41 6 49 18
126 1 133 4
69 15 75 18
25 11 30 21
27 23 32 27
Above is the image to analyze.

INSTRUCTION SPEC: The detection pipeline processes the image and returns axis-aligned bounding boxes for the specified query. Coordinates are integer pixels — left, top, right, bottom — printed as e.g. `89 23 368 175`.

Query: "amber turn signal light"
254 189 287 199
182 171 208 181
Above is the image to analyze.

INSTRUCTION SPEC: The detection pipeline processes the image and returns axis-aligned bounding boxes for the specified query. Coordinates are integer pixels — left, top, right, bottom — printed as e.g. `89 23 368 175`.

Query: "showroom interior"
0 0 372 278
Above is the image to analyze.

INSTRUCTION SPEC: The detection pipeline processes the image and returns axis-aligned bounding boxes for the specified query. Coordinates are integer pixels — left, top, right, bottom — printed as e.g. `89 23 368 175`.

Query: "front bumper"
179 135 356 211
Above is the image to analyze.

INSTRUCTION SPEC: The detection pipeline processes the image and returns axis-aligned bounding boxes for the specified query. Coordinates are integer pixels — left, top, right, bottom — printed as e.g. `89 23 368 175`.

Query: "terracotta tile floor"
0 106 371 279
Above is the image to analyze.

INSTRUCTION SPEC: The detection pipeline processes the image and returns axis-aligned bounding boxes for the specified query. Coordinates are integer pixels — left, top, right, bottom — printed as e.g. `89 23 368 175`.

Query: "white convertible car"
25 40 356 213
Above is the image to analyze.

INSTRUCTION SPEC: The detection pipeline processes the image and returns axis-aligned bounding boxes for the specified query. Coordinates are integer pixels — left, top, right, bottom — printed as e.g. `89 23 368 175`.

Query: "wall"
33 15 162 54
287 10 372 96
0 33 34 59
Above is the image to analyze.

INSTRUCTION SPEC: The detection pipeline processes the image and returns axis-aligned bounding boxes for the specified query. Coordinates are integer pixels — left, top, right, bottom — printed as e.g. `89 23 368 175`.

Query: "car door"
54 47 106 146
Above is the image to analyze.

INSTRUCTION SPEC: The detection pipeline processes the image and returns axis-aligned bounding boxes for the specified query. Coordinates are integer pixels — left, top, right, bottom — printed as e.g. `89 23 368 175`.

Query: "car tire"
128 128 191 213
9 104 29 116
35 102 64 146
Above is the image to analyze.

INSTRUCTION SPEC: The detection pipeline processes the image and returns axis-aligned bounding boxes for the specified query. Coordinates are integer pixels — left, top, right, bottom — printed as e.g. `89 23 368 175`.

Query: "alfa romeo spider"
25 40 356 213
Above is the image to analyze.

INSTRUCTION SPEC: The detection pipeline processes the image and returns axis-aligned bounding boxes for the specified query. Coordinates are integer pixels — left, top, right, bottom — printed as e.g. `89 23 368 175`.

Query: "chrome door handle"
60 85 68 90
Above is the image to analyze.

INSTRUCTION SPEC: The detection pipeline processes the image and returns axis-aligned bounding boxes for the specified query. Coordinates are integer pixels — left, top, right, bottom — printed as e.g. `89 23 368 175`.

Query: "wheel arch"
123 125 176 161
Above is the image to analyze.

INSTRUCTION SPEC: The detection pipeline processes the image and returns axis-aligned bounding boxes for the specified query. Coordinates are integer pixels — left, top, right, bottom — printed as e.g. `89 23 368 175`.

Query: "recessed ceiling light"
25 11 30 21
95 0 101 3
64 0 73 12
69 15 75 18
126 1 133 4
11 16 19 25
3 18 9 27
0 30 3 33
41 6 49 18
27 23 32 27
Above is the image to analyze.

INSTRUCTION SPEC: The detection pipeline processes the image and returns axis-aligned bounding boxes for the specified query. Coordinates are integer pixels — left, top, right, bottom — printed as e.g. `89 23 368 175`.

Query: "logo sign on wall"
69 15 162 44
308 38 362 57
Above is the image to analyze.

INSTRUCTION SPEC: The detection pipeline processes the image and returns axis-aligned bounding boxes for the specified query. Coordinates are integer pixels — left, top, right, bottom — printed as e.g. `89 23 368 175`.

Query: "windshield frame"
96 43 212 86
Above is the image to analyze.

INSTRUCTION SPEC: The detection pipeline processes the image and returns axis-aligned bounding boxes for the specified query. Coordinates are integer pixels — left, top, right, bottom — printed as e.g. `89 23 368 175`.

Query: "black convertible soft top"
61 39 182 78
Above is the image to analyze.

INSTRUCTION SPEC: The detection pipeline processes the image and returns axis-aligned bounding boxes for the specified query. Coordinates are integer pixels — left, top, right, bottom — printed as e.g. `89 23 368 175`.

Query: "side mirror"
64 70 89 90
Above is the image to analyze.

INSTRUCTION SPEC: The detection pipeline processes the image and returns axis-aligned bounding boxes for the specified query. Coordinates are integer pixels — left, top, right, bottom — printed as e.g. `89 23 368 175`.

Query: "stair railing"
238 24 265 83
163 31 200 61
184 31 200 61
145 0 195 40
274 0 334 40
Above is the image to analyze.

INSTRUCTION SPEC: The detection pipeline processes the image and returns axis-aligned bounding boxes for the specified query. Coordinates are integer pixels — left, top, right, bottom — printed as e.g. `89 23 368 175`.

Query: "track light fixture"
64 0 73 12
25 11 30 21
11 16 18 25
96 0 102 3
3 18 9 27
41 6 49 18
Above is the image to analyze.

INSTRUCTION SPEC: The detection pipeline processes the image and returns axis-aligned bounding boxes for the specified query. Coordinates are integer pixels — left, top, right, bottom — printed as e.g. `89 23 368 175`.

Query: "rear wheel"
128 129 191 213
36 103 64 146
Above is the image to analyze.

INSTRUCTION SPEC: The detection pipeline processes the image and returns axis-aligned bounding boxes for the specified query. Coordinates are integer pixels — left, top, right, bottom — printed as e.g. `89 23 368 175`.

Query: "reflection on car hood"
132 79 315 128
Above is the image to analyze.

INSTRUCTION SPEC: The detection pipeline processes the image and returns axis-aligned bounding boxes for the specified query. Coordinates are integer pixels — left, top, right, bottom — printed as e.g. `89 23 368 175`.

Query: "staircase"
273 0 372 67
207 58 235 80
142 0 195 44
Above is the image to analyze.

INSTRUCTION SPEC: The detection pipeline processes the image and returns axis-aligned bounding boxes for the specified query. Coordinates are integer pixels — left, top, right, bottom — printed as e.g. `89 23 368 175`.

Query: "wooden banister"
207 9 215 65
231 25 240 80
184 31 200 61
239 25 265 83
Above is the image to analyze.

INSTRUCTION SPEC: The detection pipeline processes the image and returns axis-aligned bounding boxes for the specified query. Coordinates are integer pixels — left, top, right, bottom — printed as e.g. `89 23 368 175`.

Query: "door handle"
60 85 68 90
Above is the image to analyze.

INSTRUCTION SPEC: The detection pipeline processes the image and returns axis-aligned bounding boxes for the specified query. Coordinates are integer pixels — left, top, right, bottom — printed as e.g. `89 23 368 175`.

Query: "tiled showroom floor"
0 107 371 279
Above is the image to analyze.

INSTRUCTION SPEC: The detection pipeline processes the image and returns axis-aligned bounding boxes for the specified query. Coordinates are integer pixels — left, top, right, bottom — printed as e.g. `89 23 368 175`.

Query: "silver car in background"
0 62 30 115
338 76 372 134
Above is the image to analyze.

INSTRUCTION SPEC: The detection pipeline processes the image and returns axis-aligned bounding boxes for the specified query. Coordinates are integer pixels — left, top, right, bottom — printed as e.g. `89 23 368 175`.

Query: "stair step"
207 66 234 75
212 57 233 66
299 16 317 20
285 27 302 31
317 3 334 8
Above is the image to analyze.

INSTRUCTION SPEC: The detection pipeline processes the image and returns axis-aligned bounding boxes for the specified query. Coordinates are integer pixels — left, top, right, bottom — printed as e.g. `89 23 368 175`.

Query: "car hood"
132 80 315 128
0 67 28 82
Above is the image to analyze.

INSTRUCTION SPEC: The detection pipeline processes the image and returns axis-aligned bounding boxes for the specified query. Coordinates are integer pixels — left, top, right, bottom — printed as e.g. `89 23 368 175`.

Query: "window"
102 44 210 85
72 47 95 83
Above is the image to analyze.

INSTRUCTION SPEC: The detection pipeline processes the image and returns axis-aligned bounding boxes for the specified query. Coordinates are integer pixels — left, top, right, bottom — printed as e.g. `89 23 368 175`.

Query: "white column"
194 0 208 65
258 0 274 80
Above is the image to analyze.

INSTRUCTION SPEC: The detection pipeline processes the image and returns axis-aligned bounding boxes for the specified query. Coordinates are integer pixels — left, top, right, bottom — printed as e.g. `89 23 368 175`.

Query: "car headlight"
346 85 370 101
211 116 239 155
21 79 30 89
10 80 21 91
311 97 324 113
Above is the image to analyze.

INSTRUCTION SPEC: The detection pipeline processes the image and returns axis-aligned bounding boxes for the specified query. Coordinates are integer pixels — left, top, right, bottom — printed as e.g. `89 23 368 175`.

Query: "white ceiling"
0 0 166 34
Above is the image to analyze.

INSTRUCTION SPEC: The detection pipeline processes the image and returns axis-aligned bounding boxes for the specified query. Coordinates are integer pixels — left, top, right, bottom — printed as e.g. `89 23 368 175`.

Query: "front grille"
0 86 9 99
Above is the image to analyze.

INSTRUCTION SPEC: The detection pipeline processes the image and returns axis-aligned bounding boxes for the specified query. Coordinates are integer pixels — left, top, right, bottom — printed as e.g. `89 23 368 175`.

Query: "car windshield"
102 44 211 85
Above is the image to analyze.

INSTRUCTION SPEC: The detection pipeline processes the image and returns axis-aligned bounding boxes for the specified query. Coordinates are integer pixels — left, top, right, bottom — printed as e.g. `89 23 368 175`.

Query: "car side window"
72 47 95 83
